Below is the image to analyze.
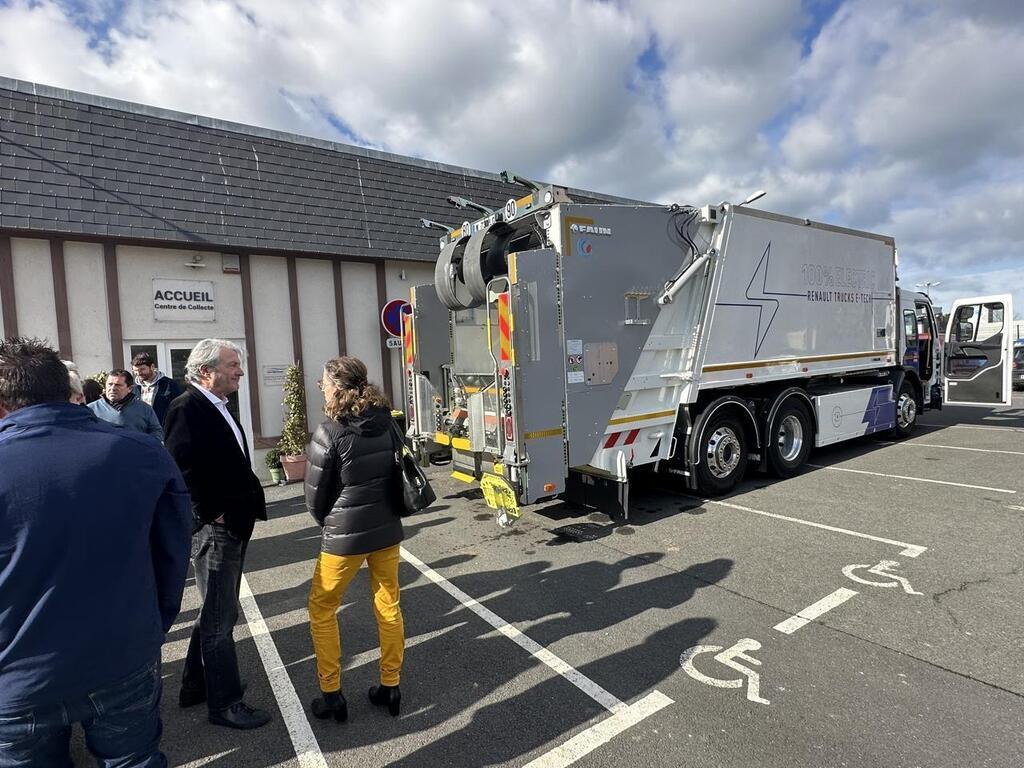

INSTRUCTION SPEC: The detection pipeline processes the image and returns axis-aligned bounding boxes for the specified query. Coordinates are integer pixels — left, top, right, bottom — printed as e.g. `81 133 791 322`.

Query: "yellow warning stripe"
524 427 563 440
498 292 513 364
607 409 676 427
403 314 414 367
702 350 892 373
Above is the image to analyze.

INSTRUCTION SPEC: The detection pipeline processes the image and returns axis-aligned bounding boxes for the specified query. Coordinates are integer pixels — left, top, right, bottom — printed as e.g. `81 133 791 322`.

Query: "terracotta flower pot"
280 454 307 482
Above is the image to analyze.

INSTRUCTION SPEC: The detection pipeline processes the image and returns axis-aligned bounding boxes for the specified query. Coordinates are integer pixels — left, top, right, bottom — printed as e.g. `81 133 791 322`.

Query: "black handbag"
389 420 436 516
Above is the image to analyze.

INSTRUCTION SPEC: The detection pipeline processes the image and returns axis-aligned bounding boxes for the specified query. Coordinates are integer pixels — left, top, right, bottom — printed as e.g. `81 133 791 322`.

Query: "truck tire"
695 414 748 495
766 398 812 477
891 380 918 439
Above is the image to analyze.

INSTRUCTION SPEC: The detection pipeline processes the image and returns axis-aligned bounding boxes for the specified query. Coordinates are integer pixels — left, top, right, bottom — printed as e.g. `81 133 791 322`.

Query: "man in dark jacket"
163 338 271 730
0 337 192 767
132 352 182 425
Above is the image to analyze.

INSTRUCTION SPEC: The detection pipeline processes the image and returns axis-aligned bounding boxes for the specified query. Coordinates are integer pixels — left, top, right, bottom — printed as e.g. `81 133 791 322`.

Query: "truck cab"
898 290 943 411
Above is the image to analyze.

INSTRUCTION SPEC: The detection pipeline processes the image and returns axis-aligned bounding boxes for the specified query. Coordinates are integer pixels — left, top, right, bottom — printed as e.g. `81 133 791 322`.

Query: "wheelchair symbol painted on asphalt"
842 560 922 595
679 638 771 705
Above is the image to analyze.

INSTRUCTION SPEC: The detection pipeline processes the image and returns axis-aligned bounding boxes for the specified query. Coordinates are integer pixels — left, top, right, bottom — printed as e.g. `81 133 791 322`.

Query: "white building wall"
64 242 110 376
11 238 59 346
250 255 292 438
385 260 435 402
296 257 338 432
117 246 244 341
340 262 384 389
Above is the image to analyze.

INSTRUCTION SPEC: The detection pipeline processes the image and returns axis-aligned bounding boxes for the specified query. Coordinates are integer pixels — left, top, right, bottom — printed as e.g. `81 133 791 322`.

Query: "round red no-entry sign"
381 299 411 337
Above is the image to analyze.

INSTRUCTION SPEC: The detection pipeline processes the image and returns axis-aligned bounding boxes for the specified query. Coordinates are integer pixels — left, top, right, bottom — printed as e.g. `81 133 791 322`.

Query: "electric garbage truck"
400 178 1015 525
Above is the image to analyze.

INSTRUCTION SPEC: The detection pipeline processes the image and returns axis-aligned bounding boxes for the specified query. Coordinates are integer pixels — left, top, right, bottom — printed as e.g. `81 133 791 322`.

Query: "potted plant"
265 447 284 486
278 364 308 482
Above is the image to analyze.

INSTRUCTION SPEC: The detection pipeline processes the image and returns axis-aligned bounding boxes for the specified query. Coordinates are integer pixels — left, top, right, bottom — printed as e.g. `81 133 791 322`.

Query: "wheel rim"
897 393 917 429
776 414 804 463
706 426 741 479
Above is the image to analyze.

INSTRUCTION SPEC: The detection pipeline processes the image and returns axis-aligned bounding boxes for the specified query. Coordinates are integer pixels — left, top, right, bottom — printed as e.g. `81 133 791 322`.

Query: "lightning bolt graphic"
745 244 779 357
715 242 805 358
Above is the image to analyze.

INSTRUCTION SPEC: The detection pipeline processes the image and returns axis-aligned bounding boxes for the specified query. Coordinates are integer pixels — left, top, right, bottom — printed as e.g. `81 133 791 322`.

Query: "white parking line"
522 691 674 768
806 463 1017 494
238 575 327 768
773 588 859 634
882 441 1024 457
400 548 674 768
400 547 627 712
708 500 927 557
918 423 1024 434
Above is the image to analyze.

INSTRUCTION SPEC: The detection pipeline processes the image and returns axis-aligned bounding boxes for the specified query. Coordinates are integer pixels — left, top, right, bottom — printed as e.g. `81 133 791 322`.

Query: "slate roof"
0 78 641 262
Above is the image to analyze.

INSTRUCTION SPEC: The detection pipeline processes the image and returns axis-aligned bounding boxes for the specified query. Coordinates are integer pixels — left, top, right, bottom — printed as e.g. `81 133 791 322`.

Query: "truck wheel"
695 414 748 495
892 381 918 439
766 399 812 477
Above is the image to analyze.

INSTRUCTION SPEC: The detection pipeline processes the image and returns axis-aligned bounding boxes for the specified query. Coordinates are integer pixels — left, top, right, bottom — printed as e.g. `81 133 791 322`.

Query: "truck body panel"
697 208 897 391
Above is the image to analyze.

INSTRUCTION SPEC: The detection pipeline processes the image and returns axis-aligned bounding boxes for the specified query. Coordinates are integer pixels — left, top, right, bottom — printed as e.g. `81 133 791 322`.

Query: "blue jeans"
0 660 164 768
182 523 249 711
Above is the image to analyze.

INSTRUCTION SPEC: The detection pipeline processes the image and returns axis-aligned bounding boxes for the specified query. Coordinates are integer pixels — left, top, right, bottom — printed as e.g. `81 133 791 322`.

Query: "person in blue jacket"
89 368 164 441
0 337 192 768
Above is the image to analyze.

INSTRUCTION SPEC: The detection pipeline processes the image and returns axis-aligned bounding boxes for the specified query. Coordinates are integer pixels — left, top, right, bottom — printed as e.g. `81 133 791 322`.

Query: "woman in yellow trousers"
304 356 405 722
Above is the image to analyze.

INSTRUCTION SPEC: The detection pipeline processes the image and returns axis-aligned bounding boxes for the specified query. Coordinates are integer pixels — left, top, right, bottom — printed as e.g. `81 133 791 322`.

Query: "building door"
125 340 256 462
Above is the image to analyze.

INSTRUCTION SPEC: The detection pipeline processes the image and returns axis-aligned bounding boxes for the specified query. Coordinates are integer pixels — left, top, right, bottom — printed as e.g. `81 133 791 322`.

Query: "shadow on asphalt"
159 493 727 767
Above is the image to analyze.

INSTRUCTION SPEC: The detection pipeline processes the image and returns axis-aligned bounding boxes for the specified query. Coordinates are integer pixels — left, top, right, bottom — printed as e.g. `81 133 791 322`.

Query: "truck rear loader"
401 181 1015 524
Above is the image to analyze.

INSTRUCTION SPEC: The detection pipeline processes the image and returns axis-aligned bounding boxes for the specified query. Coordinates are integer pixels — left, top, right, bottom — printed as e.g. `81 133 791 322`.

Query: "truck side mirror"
957 321 974 342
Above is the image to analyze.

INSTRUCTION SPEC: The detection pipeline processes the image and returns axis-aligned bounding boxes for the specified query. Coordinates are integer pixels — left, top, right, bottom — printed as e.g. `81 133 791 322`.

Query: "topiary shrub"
278 364 308 457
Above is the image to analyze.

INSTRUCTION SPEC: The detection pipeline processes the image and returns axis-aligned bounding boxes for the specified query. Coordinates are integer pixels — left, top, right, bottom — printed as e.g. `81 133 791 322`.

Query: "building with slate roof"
0 78 635 472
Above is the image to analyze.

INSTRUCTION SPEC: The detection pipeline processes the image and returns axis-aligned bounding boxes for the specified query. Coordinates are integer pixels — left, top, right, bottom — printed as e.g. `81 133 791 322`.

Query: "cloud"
0 0 1021 318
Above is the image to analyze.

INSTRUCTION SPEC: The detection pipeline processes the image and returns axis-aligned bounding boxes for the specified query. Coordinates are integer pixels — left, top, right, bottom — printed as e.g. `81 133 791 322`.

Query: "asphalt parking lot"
81 393 1024 767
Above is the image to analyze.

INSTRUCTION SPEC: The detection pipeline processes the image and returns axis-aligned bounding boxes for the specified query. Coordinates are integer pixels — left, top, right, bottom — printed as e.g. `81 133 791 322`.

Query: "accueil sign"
153 279 216 322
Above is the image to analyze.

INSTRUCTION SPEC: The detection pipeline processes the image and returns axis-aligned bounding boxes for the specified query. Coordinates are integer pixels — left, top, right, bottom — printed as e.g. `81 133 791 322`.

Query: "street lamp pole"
915 280 941 298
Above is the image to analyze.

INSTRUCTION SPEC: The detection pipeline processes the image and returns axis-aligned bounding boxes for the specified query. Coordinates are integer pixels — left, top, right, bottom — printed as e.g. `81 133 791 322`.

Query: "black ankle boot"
310 690 348 722
368 684 401 717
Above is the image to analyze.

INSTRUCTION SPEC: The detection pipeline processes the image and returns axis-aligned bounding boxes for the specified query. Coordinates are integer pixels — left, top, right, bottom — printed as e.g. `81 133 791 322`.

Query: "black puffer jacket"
304 406 404 556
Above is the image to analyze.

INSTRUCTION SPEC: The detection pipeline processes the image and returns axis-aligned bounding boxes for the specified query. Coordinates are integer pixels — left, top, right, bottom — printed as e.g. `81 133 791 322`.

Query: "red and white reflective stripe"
603 429 640 449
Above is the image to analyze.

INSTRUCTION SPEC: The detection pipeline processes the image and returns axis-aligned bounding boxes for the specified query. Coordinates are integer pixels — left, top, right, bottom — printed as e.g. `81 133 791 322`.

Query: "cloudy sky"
0 0 1022 325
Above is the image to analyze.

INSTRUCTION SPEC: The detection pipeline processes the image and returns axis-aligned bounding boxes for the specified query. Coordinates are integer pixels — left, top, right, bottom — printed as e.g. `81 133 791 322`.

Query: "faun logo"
570 223 612 236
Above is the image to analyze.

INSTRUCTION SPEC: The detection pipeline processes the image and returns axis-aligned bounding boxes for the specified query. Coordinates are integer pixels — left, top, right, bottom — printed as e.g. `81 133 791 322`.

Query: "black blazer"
164 385 266 539
133 376 183 425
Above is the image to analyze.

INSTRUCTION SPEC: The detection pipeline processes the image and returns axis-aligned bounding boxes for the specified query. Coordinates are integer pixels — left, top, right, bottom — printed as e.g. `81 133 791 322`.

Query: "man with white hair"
62 360 85 404
163 339 271 730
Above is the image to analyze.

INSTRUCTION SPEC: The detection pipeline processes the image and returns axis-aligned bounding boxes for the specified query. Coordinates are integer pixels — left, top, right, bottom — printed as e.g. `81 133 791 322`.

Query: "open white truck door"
944 294 1014 406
